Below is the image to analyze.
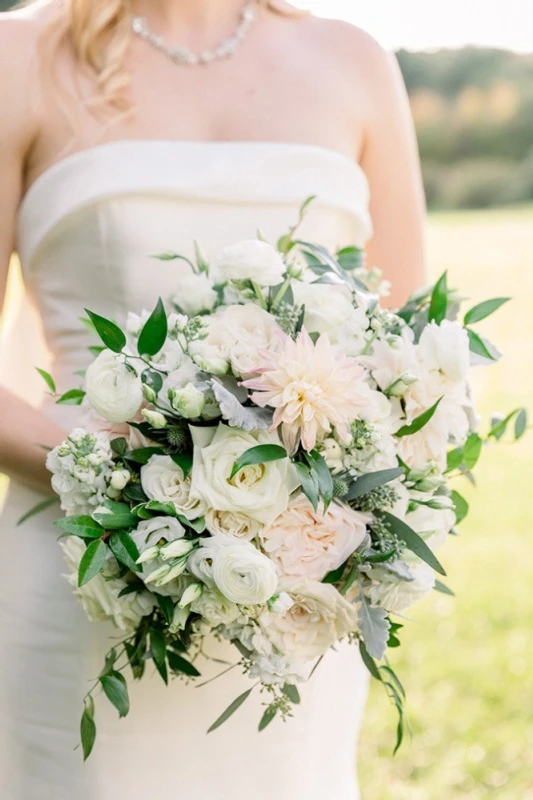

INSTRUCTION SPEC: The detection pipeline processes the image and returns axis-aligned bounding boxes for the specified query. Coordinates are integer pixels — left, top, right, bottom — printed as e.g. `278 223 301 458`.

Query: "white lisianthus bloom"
190 424 299 526
260 579 358 661
406 504 456 551
364 563 435 613
206 508 263 541
85 349 143 423
418 320 470 383
190 586 242 627
172 272 218 316
211 538 279 605
261 497 370 581
130 516 193 598
191 304 281 378
141 455 206 520
60 537 155 631
214 239 286 286
168 382 206 419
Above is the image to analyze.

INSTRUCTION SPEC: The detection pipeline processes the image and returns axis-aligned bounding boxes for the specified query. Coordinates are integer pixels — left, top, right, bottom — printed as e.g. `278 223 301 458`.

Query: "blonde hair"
45 0 308 109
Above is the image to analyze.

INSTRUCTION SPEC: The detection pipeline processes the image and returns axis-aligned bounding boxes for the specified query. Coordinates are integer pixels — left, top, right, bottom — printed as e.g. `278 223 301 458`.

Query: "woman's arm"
0 14 66 493
358 34 427 307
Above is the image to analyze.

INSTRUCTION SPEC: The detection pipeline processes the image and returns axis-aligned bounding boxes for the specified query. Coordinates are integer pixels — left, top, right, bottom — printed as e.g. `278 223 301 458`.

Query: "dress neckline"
22 138 367 212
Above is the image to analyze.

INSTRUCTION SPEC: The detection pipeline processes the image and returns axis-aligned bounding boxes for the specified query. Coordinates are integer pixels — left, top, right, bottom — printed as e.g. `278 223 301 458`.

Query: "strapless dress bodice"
16 139 372 389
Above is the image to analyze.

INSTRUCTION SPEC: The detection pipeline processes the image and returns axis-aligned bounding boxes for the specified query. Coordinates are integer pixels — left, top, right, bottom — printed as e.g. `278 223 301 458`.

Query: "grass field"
359 206 533 800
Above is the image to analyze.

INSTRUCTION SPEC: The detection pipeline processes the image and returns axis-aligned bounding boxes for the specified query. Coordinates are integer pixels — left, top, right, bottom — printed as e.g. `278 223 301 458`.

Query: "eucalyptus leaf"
78 539 107 587
281 684 301 704
258 705 278 731
356 590 390 660
167 651 201 677
208 687 254 733
137 298 168 357
80 700 97 761
336 246 365 271
230 444 287 480
467 329 498 362
17 495 58 526
434 579 455 596
85 309 126 353
514 408 528 440
306 450 333 511
376 511 446 576
345 468 404 501
358 641 382 681
464 297 510 326
294 461 319 511
450 490 469 525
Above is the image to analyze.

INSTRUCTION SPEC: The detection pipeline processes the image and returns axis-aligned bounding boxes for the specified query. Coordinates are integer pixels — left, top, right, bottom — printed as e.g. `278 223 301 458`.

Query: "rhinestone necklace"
131 1 258 66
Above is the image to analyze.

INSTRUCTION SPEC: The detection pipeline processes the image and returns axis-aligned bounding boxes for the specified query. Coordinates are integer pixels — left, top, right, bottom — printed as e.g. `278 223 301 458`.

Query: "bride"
0 1 426 797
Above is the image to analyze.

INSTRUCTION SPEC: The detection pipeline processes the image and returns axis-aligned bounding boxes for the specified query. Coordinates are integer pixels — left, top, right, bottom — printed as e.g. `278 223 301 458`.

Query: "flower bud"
142 409 168 429
268 592 294 615
106 485 122 499
156 558 188 586
169 605 189 633
193 355 229 376
424 496 455 511
136 545 160 565
142 384 158 403
168 383 205 419
110 468 131 491
386 372 418 397
178 582 203 609
160 539 196 561
143 564 171 584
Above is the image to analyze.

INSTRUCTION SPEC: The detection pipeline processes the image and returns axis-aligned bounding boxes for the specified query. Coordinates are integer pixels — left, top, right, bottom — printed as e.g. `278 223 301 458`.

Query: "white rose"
190 423 299 526
364 563 435 613
211 538 279 605
60 537 155 631
260 579 358 661
141 455 206 520
173 272 218 316
206 508 262 541
214 239 286 286
85 349 143 423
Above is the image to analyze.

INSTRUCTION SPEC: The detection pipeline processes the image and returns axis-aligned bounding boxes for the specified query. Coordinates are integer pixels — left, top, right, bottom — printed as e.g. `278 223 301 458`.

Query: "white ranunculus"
364 563 435 613
190 423 299 526
172 272 218 316
141 455 206 520
260 579 358 661
211 538 279 605
206 508 263 541
187 535 234 587
85 349 143 423
418 320 470 383
61 537 155 631
406 504 456 550
214 239 286 286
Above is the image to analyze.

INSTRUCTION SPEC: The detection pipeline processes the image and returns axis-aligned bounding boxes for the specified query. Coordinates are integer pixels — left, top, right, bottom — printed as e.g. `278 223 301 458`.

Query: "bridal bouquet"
40 198 526 759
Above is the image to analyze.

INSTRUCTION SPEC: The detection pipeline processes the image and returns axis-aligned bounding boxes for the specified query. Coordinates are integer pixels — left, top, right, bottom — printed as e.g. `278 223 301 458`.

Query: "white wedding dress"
0 140 373 800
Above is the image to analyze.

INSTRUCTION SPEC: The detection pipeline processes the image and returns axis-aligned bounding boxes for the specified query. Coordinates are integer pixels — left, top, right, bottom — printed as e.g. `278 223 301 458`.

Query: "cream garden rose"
214 239 286 286
190 424 299 526
261 497 370 581
172 272 218 316
85 349 144 423
141 455 206 520
206 508 263 541
260 579 358 661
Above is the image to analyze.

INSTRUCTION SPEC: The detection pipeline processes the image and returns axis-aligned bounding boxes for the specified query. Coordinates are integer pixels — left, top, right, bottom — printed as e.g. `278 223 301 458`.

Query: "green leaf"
259 705 278 731
137 298 168 357
35 367 56 393
55 515 104 539
396 398 443 438
450 490 469 525
100 671 130 718
514 408 528 440
428 271 448 324
56 389 86 406
141 369 163 394
85 309 126 353
345 468 404 501
208 687 254 733
463 432 482 471
434 579 455 596
307 450 333 511
155 594 175 626
488 409 520 440
387 622 403 648
93 500 137 530
150 628 167 667
80 698 96 761
445 446 464 473
322 560 348 584
281 684 301 704
376 511 446 576
359 641 382 681
230 444 287 480
17 495 58 526
108 531 141 572
124 446 167 464
464 297 510 326
78 539 107 587
467 328 496 361
110 437 128 456
118 582 144 598
294 461 319 512
171 452 193 477
336 246 365 271
167 651 201 677
155 658 169 685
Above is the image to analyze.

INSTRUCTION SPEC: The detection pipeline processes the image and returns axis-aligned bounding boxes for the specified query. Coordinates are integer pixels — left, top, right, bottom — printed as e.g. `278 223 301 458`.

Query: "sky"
300 0 533 53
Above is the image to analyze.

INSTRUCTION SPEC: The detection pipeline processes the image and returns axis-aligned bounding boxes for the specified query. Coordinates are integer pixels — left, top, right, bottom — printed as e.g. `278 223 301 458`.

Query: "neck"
130 0 256 33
